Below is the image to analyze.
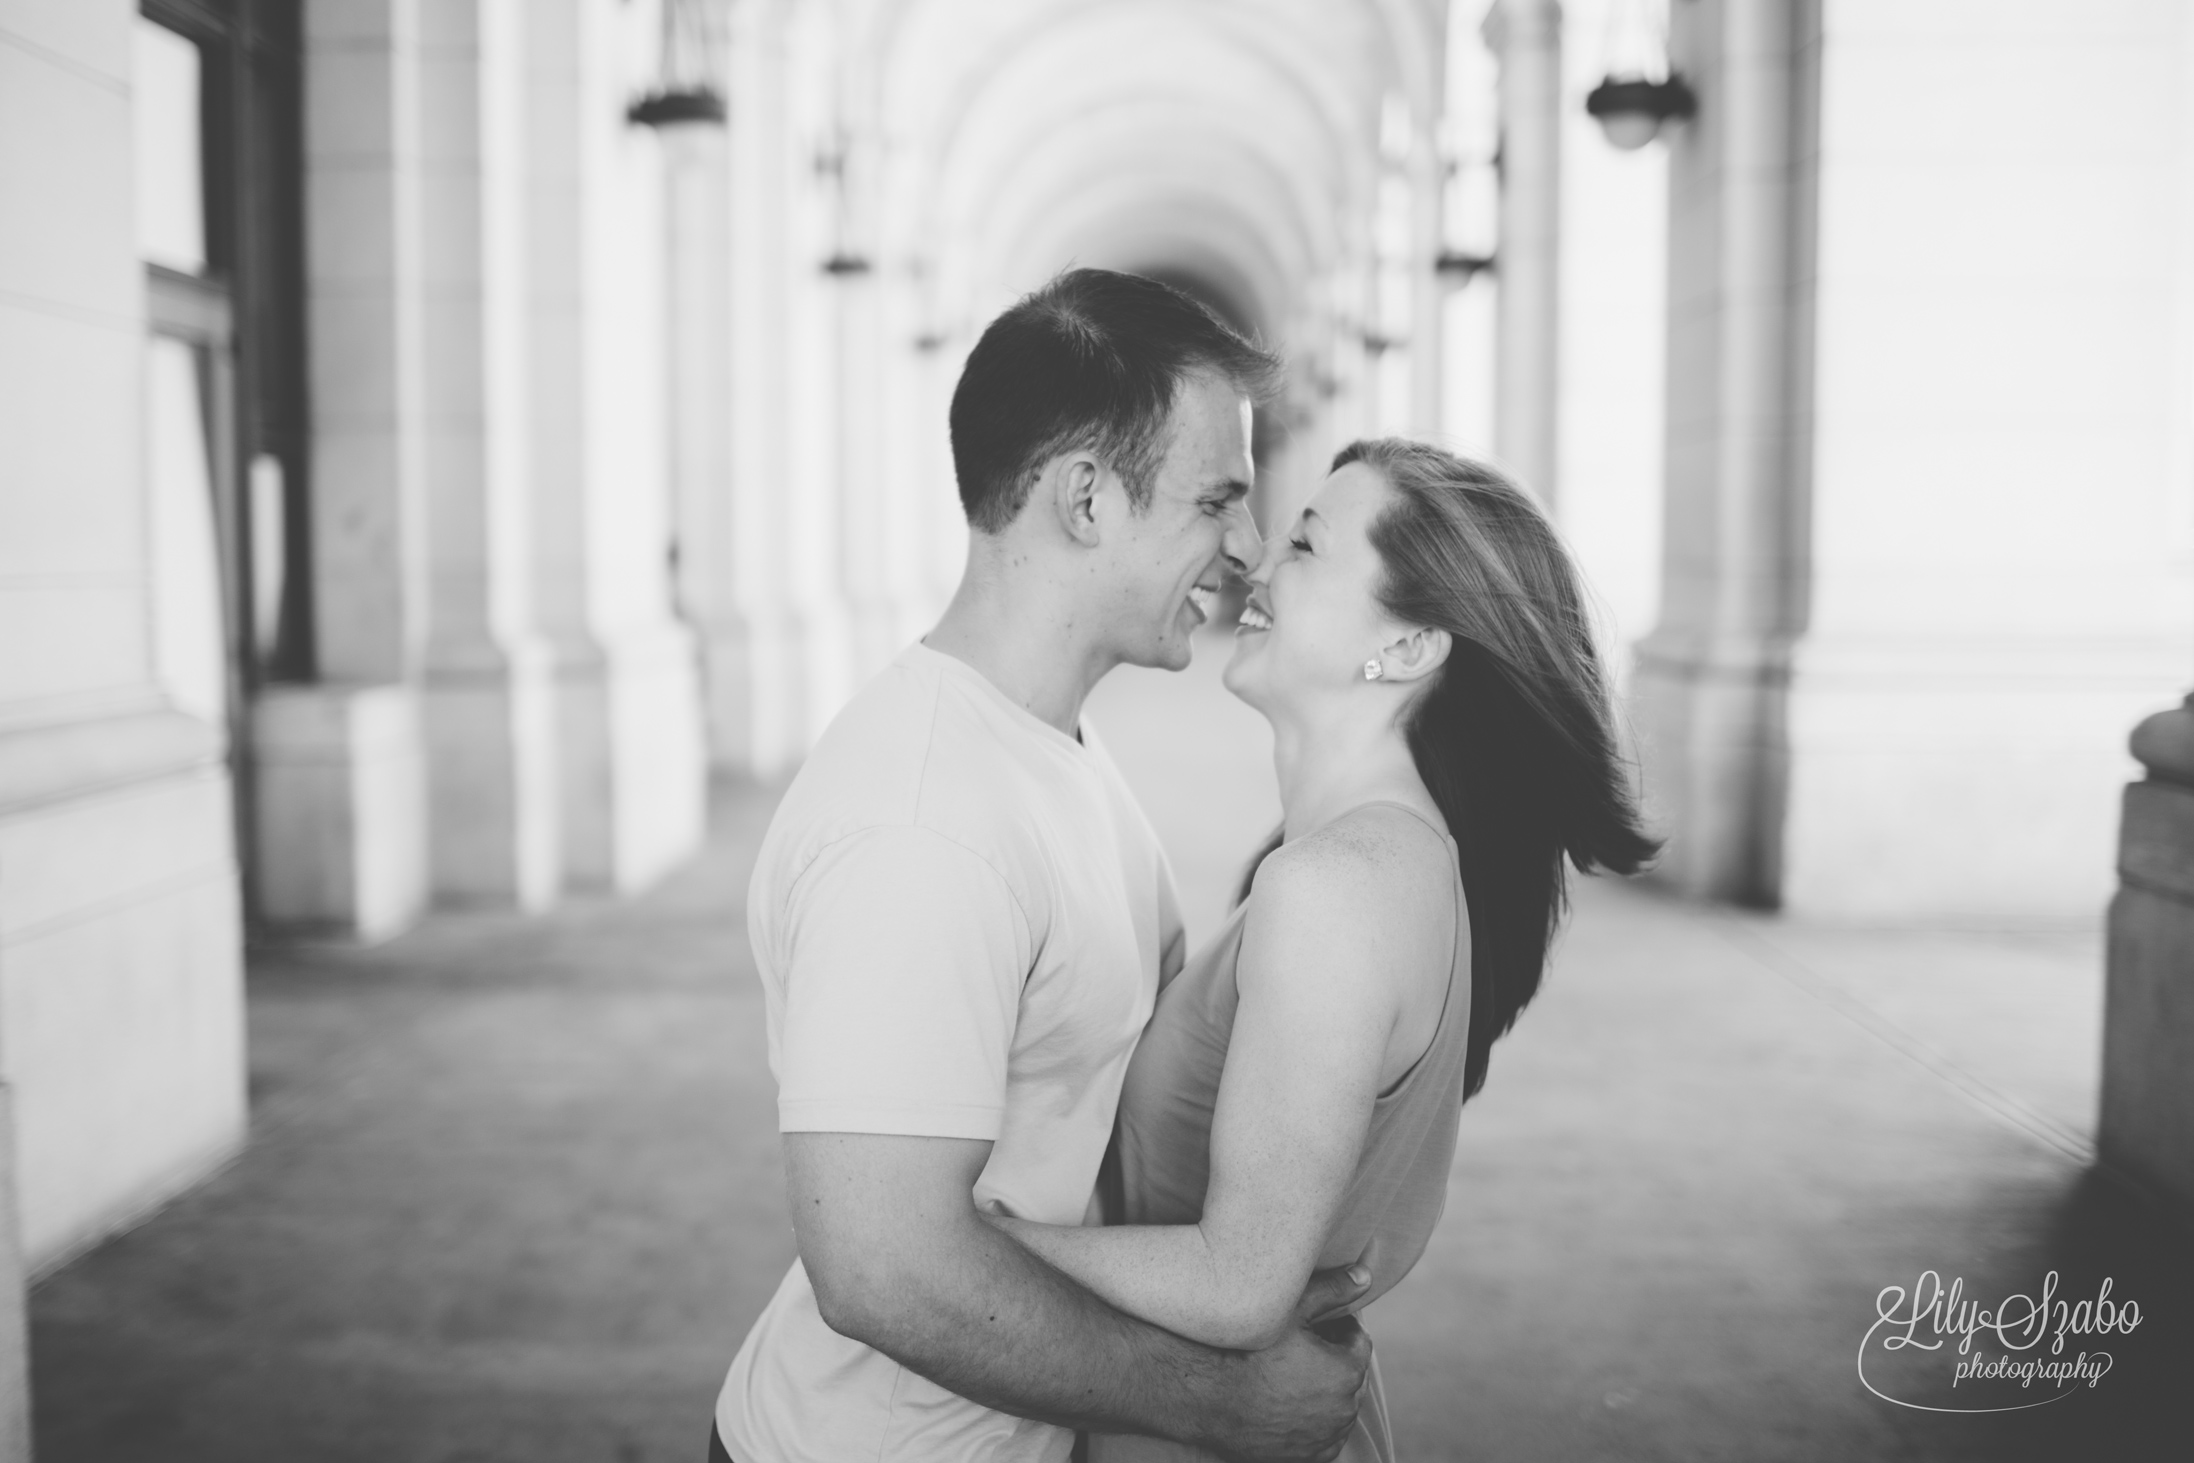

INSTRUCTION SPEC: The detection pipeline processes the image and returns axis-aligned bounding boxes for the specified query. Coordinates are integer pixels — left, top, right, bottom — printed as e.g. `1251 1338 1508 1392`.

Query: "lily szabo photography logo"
1859 1270 2142 1413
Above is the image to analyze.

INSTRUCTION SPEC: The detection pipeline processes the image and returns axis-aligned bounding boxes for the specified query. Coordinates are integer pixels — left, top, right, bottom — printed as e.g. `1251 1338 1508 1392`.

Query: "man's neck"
925 553 1115 737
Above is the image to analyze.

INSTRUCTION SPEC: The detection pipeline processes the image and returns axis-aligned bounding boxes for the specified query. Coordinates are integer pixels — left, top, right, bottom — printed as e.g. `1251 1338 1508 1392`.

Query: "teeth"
1239 605 1272 630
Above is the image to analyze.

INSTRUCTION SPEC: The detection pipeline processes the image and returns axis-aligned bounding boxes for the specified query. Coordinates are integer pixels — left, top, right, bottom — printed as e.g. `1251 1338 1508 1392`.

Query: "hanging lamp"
628 0 727 127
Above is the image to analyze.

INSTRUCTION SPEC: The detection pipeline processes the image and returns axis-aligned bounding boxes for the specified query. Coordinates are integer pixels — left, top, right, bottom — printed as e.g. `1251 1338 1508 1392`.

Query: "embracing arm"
774 822 1370 1457
986 825 1448 1351
789 1130 1370 1459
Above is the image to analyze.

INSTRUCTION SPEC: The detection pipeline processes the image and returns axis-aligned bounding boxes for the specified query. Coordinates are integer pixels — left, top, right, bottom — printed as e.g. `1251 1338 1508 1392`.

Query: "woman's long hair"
1244 439 1660 1098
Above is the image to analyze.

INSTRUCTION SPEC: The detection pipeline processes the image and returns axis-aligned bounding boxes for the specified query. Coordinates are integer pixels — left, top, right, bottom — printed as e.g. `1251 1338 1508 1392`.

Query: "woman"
983 438 1660 1460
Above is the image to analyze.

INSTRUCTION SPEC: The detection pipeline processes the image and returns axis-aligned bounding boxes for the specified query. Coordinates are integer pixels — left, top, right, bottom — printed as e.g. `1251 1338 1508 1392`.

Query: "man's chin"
1119 637 1195 674
1151 642 1195 673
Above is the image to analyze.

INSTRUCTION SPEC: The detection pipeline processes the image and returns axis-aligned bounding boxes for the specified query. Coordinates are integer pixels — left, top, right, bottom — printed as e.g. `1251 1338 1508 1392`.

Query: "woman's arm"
988 816 1453 1349
789 1131 1375 1453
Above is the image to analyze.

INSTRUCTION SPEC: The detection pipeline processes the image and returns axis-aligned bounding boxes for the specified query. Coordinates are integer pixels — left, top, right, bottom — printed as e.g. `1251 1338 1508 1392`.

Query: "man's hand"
791 1133 1375 1454
791 1132 1364 1443
1198 1263 1376 1463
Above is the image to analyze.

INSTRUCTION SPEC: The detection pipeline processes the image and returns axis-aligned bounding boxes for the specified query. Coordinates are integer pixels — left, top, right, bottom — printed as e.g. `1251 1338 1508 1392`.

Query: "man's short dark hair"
948 268 1283 533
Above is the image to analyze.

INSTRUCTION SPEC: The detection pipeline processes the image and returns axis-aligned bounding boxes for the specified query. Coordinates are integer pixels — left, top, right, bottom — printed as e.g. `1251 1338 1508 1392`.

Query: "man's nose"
1220 499 1262 579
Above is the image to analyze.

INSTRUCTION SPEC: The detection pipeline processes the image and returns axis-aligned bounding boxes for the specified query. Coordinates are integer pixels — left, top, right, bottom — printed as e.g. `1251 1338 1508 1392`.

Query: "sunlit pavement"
32 630 2190 1462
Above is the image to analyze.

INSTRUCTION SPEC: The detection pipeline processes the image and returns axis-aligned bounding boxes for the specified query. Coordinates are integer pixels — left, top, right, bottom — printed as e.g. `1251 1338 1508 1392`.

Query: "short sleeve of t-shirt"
774 824 1032 1140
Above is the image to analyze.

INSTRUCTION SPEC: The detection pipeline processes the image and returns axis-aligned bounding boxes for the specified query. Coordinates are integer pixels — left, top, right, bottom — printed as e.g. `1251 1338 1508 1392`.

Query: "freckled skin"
1095 375 1260 673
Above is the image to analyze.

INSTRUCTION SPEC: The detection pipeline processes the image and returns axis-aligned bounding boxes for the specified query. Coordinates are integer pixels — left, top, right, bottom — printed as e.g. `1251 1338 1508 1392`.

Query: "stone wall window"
136 17 231 729
137 0 308 914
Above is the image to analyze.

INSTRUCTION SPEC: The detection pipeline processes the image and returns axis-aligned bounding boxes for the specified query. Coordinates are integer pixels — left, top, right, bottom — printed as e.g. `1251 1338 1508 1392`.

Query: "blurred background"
5 0 2194 1458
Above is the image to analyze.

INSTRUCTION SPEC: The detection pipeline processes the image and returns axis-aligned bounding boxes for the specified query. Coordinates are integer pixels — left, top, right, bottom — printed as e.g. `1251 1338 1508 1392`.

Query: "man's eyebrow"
1206 477 1252 502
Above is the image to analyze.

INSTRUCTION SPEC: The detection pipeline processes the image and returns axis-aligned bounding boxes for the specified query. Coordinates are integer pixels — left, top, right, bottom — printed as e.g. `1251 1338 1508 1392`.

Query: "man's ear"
1048 453 1105 547
1380 625 1451 685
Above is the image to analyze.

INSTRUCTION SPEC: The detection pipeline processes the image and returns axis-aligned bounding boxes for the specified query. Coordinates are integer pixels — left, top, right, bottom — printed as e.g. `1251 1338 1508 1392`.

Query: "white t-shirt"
717 641 1185 1463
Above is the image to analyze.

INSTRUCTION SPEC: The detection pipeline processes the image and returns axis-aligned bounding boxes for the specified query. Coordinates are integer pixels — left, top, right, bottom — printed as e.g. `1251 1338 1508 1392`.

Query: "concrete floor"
31 634 2193 1462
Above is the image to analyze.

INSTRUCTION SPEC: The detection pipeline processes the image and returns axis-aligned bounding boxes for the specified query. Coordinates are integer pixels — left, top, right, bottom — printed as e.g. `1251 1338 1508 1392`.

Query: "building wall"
1782 0 2194 918
1632 0 2194 919
0 0 247 1272
2 0 712 1279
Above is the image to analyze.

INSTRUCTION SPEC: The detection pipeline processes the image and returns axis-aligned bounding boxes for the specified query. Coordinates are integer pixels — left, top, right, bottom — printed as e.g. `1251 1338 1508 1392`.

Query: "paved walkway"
31 634 2191 1461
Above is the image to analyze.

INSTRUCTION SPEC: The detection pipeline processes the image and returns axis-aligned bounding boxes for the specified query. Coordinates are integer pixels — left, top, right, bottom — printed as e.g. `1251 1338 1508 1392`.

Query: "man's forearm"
788 1133 1365 1460
830 1209 1240 1443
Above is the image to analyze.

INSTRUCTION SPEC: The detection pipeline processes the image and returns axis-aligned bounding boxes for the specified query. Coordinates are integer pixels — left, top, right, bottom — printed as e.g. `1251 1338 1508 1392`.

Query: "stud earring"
1363 659 1384 682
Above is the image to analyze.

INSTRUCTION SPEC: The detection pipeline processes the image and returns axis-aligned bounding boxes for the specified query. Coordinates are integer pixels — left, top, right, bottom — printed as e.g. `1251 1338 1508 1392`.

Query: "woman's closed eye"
1288 533 1312 554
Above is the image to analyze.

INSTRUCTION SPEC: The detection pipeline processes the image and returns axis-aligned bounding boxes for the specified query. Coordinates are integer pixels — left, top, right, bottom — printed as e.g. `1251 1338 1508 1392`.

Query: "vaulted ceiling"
841 0 1448 347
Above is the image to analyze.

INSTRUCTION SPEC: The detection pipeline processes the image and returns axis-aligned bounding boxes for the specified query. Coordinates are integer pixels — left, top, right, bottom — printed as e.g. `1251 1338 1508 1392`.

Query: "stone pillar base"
2103 707 2194 1216
1629 632 1790 906
553 621 706 893
1 708 244 1274
698 612 763 775
252 683 427 942
422 640 560 911
2105 882 2194 1215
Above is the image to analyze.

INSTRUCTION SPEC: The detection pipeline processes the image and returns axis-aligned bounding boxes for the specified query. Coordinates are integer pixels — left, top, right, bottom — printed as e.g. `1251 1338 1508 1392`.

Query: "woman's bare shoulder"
1247 803 1455 936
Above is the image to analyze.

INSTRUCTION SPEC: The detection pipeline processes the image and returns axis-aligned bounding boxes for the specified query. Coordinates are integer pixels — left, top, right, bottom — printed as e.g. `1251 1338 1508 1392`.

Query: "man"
713 269 1372 1462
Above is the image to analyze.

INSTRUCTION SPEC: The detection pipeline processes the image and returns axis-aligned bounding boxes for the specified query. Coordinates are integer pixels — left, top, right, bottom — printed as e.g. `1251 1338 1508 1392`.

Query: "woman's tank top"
1091 802 1473 1463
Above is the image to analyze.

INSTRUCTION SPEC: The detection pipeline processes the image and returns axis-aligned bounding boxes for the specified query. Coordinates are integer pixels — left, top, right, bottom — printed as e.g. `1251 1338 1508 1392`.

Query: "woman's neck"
1268 699 1435 841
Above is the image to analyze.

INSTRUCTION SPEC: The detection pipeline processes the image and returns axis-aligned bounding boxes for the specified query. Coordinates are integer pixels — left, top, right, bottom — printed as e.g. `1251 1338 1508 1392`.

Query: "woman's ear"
1380 625 1451 685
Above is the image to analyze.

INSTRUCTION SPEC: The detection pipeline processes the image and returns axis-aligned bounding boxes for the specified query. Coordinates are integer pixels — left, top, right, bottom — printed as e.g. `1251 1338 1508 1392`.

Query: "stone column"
1484 0 1561 502
779 0 856 756
832 287 896 684
1629 0 1809 905
830 99 919 684
699 0 852 775
255 0 433 938
527 0 705 891
693 0 789 772
2104 699 2194 1214
414 0 560 908
1408 128 1447 437
665 121 731 659
1368 129 1417 439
